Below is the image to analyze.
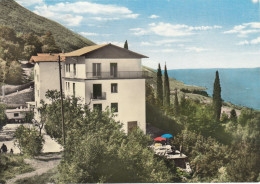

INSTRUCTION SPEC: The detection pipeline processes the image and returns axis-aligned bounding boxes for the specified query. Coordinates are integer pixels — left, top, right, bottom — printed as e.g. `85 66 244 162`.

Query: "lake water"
168 68 260 110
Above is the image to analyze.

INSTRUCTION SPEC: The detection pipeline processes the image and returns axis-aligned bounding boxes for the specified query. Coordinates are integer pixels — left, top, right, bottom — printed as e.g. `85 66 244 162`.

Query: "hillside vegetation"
0 0 95 52
143 66 211 103
145 65 260 182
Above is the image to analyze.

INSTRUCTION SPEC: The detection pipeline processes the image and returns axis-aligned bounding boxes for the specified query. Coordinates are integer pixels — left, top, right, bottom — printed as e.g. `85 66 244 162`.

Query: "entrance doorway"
93 84 102 99
128 121 137 133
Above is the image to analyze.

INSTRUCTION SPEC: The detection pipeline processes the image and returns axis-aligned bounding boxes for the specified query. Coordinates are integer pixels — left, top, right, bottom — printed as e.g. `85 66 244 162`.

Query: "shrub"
14 125 44 156
0 154 34 183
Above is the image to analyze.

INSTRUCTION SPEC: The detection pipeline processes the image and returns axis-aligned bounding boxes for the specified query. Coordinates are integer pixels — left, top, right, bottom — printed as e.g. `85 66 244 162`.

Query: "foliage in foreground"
0 154 34 183
40 90 180 183
15 167 58 184
146 76 260 182
0 103 7 129
14 125 44 156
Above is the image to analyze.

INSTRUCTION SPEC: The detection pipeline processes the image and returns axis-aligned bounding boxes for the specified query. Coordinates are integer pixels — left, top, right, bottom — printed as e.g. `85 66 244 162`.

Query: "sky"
16 0 260 69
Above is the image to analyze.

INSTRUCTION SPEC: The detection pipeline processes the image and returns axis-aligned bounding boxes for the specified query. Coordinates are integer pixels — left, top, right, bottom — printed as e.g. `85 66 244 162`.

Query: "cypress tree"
163 64 170 106
157 63 163 105
174 89 179 115
212 71 222 121
124 40 128 49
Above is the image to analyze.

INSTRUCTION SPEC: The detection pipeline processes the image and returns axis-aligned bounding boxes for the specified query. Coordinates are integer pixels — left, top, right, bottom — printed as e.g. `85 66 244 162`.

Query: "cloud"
149 15 159 19
252 0 259 3
237 40 250 45
130 22 222 37
97 41 126 47
224 22 260 37
129 28 148 36
16 0 43 6
238 37 260 45
149 49 176 53
251 37 260 44
80 32 111 37
140 39 188 46
61 14 83 26
79 32 98 36
185 47 210 52
33 1 139 26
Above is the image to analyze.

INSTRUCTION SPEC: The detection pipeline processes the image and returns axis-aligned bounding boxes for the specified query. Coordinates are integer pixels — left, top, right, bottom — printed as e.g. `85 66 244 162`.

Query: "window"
14 113 19 117
111 83 118 93
93 104 102 111
93 63 101 77
110 63 118 77
73 64 76 75
67 82 70 91
66 64 71 72
93 84 102 99
111 103 118 112
73 83 76 96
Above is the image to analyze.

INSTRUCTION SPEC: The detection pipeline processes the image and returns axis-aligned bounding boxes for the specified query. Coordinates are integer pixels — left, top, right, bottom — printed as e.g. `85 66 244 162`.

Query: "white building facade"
30 53 65 121
31 44 148 134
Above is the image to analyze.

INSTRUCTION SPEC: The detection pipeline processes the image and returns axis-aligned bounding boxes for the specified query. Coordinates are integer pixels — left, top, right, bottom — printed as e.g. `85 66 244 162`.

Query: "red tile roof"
29 53 65 63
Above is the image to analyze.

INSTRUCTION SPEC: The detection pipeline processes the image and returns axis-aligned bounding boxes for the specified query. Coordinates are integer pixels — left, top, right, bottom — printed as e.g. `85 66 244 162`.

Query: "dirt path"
6 152 62 184
0 124 63 154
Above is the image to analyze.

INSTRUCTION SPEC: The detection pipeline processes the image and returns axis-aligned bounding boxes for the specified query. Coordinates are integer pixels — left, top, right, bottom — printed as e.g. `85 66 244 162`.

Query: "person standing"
1 143 7 153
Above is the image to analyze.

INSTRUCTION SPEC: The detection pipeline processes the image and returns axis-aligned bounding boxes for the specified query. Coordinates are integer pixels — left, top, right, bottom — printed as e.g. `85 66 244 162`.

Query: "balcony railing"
91 92 106 100
69 72 77 78
86 71 149 79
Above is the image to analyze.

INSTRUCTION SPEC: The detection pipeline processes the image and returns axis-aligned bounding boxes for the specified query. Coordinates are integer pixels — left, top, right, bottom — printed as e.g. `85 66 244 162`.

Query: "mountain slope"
0 0 95 52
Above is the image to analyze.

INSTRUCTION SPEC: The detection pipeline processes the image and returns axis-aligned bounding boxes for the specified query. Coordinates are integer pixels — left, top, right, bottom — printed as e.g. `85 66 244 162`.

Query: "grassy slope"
0 0 95 52
0 154 34 183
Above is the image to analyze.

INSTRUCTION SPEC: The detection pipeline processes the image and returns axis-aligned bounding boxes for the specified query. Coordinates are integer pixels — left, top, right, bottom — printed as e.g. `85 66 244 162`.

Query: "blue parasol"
161 134 173 138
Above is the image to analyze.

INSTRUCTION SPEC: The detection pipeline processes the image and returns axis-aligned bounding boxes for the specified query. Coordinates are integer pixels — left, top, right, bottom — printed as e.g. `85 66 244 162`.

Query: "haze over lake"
168 68 260 110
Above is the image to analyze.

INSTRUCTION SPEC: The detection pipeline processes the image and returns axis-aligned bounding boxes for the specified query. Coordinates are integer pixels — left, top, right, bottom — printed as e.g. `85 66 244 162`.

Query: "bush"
40 91 180 183
146 102 183 135
173 130 230 181
14 125 44 156
180 88 209 97
0 154 34 183
0 103 7 129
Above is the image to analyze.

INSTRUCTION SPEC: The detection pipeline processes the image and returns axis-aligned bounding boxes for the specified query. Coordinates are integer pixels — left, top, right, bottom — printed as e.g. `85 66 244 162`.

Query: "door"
93 84 102 99
128 121 137 133
110 63 118 77
93 63 101 77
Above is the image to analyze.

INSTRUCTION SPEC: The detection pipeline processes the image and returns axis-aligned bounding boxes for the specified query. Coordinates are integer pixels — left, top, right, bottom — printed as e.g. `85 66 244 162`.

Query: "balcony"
86 71 149 79
69 72 77 78
91 92 106 100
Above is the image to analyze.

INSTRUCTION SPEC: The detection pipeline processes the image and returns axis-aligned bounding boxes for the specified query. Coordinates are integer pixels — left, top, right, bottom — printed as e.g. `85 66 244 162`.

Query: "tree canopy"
39 90 180 183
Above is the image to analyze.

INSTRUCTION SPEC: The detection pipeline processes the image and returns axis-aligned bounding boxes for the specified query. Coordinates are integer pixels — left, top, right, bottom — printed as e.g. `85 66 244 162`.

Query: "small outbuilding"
5 107 30 123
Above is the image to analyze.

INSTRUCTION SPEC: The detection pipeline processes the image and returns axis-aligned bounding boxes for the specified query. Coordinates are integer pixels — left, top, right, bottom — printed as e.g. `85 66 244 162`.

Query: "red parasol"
153 137 166 141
